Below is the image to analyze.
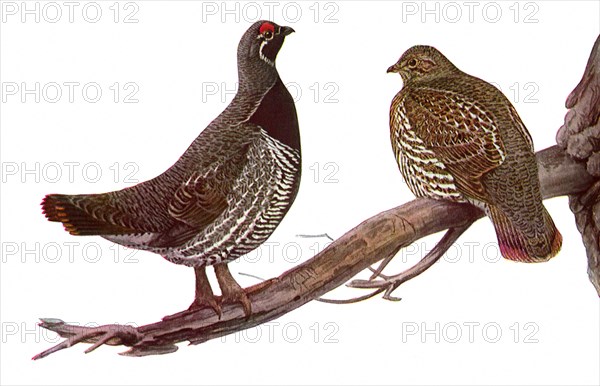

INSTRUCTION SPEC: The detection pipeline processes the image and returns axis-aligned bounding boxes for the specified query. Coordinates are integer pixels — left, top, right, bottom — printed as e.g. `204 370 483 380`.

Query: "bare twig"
368 254 395 280
314 288 386 304
237 272 269 282
348 224 472 301
296 233 335 241
32 319 142 360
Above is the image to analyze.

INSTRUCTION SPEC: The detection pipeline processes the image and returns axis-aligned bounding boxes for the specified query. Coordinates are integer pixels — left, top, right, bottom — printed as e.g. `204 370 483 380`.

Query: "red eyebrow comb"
259 22 275 34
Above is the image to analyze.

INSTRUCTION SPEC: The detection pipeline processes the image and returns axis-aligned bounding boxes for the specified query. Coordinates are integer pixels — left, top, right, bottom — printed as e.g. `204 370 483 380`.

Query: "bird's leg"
214 264 252 317
189 266 222 318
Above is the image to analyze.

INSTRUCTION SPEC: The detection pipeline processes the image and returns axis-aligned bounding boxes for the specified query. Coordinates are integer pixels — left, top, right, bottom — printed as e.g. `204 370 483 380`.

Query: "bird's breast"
391 94 464 202
248 77 301 153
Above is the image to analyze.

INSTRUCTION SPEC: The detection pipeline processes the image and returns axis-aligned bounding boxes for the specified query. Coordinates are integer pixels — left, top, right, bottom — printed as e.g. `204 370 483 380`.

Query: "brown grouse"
42 21 300 316
387 45 561 262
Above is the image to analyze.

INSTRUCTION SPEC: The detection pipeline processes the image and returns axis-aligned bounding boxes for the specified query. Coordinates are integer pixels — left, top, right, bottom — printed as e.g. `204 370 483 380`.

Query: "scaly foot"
215 264 252 317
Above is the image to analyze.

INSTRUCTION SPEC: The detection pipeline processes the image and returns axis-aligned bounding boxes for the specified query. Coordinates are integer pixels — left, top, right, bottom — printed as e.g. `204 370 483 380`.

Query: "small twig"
315 288 386 304
296 233 334 241
348 224 472 301
367 254 395 280
32 319 142 360
237 272 267 281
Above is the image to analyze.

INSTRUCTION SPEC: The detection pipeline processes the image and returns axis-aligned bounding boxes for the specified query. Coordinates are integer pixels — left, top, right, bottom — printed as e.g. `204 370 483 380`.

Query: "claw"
215 264 252 318
188 296 222 319
220 288 252 317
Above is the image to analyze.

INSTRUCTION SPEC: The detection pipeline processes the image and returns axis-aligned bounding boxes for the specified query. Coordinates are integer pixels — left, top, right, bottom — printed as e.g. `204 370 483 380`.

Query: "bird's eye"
263 30 273 40
408 59 418 68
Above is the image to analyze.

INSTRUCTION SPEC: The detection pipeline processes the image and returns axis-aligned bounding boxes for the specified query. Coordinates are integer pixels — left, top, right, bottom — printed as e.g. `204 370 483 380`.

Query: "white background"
1 1 599 385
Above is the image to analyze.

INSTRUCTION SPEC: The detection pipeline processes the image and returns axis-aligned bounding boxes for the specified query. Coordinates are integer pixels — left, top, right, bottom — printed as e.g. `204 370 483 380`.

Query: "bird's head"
387 45 457 84
239 20 295 68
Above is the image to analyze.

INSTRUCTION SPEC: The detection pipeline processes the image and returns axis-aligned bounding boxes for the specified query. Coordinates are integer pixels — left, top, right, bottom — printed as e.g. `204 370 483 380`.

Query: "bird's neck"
214 60 300 152
238 57 279 93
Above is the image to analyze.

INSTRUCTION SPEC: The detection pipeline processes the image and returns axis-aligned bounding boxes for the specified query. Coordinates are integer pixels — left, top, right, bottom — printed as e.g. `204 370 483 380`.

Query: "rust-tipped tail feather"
42 194 82 235
41 194 135 236
487 206 562 263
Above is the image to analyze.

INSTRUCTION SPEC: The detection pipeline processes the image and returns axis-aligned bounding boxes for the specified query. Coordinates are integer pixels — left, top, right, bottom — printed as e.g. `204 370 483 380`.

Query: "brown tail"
487 205 562 263
41 194 134 236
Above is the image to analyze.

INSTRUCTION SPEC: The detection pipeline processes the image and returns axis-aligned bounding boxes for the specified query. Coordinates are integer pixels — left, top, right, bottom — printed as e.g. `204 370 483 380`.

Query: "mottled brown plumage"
388 45 561 262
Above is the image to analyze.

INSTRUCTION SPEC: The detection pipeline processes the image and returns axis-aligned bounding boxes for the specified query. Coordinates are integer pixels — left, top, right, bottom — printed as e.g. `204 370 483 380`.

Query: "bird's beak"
387 62 401 73
281 26 295 36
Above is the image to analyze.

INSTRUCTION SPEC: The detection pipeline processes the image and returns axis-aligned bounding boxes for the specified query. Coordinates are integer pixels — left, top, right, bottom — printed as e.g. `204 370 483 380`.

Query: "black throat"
248 77 301 152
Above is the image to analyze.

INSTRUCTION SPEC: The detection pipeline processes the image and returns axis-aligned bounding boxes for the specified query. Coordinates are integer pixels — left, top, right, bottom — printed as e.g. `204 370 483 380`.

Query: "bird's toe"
188 295 223 319
220 288 252 318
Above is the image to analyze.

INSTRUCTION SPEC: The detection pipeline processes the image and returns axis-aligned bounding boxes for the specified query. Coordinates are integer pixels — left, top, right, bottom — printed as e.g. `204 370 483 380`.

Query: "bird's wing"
147 125 262 248
168 170 231 229
506 103 535 152
167 127 261 229
403 88 506 201
146 170 233 248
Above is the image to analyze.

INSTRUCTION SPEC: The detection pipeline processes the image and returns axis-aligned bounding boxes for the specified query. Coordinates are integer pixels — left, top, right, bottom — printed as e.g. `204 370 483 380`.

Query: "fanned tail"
487 205 562 263
41 194 135 236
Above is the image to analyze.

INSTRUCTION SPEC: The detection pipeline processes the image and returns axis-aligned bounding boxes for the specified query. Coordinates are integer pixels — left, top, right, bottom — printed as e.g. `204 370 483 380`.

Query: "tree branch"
33 145 593 359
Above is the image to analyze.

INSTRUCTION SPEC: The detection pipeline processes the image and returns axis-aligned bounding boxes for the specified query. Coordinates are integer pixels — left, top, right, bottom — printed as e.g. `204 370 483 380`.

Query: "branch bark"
34 35 600 359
